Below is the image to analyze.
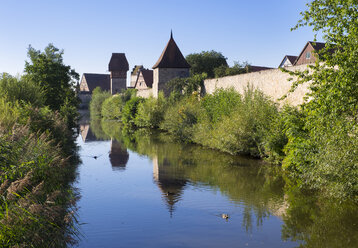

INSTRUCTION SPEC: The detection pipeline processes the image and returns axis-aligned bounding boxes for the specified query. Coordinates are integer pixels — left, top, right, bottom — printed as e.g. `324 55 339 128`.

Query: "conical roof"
152 32 191 69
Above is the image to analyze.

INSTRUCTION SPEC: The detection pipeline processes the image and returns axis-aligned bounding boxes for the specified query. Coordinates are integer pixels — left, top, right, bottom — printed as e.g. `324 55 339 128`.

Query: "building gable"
294 41 325 66
134 69 153 89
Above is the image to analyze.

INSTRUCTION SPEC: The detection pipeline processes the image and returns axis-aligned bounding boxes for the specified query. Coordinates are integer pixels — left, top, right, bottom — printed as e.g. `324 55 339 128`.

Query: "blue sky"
0 0 319 77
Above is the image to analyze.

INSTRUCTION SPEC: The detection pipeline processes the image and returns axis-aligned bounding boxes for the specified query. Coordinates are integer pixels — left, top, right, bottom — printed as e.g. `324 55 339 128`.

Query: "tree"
282 0 358 200
186 50 227 78
214 61 250 78
24 44 79 112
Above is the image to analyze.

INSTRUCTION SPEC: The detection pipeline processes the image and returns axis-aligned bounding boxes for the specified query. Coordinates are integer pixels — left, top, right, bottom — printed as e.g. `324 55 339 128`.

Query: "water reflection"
78 118 358 248
109 139 129 171
80 124 100 143
153 156 187 216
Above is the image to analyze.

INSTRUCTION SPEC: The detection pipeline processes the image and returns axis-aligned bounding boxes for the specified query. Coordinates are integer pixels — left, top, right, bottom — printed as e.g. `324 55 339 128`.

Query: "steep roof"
286 55 298 64
141 69 153 87
82 73 110 92
109 53 129 71
152 32 191 69
135 69 153 88
278 55 298 67
294 41 326 65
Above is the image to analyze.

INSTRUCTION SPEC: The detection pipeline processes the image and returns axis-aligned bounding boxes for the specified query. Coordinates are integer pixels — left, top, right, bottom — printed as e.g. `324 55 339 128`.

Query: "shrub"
122 97 144 126
200 88 241 124
0 73 44 107
134 92 167 128
89 87 111 118
161 95 202 142
101 95 124 120
195 87 279 157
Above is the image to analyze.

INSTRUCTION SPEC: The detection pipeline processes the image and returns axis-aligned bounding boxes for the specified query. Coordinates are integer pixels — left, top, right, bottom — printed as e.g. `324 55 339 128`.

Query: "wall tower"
152 32 191 97
108 53 129 94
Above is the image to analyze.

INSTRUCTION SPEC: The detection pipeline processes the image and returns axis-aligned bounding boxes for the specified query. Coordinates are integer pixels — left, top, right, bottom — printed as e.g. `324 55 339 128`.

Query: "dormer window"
306 52 311 59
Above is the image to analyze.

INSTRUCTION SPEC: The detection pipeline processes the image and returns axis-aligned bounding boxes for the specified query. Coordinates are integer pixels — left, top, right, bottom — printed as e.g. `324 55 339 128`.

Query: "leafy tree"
166 73 207 97
24 44 79 113
186 50 227 78
282 0 358 200
214 61 250 78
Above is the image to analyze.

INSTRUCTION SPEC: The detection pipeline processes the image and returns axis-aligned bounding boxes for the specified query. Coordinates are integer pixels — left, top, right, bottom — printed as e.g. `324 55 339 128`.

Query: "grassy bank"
0 44 79 247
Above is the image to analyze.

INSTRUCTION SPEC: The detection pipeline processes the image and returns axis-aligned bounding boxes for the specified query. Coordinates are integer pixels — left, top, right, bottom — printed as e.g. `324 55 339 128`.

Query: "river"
72 117 357 248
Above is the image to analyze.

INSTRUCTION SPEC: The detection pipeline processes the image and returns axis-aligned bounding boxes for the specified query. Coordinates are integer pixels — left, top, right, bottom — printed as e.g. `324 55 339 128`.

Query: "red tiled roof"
152 32 191 69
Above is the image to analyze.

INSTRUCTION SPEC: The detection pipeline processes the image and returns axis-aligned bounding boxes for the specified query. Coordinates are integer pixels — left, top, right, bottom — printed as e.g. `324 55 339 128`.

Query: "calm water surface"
73 118 357 248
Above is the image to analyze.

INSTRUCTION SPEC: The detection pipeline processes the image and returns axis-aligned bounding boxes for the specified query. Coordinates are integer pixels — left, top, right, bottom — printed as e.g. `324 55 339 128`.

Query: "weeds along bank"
0 44 79 247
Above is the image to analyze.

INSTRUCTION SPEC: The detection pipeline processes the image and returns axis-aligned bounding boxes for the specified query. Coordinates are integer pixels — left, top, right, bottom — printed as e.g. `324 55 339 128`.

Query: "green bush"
122 97 144 126
200 88 241 124
0 73 44 107
134 92 167 128
101 95 124 120
195 87 279 157
161 95 202 142
89 87 111 118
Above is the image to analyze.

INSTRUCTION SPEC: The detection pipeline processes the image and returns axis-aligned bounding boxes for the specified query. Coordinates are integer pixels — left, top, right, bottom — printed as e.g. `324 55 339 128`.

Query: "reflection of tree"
281 189 358 248
103 125 286 230
94 120 357 246
109 139 129 171
89 117 110 140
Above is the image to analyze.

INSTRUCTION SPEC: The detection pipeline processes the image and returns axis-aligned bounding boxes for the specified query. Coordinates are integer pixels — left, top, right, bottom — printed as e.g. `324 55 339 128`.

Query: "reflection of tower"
109 139 129 171
80 124 99 142
152 156 187 217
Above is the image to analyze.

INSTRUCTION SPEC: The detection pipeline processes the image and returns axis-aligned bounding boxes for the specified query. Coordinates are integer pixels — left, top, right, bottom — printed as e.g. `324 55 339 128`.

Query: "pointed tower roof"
152 32 191 69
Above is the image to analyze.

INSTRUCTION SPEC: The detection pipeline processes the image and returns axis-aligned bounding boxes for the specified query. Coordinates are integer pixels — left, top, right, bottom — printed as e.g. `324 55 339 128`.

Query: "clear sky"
0 0 320 77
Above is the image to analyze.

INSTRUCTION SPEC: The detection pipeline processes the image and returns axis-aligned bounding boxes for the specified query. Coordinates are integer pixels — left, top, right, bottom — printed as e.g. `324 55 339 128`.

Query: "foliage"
102 95 125 120
166 73 207 97
194 87 279 157
186 50 228 78
200 88 241 124
0 124 77 247
121 97 144 126
89 87 111 118
161 95 202 142
134 92 167 128
281 0 358 200
24 44 79 111
0 73 44 107
213 61 250 78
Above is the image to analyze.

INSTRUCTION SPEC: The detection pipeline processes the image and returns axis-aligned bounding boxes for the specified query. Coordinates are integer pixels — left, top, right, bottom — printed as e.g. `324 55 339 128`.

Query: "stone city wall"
203 64 311 106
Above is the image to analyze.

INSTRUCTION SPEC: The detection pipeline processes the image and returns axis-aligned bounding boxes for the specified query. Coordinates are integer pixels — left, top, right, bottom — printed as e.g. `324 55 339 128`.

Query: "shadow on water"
77 114 358 248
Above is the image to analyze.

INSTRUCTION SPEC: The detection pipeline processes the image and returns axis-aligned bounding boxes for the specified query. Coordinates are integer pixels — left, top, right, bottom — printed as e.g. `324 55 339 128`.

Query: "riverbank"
0 45 80 247
90 86 357 203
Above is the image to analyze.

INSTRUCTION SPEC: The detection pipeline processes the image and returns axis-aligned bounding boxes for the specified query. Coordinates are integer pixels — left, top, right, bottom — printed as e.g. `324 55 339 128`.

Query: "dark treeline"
90 0 357 203
0 44 79 247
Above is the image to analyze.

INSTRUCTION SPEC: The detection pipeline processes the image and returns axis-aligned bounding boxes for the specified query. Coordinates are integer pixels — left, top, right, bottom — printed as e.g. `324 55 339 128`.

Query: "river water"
73 118 357 248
